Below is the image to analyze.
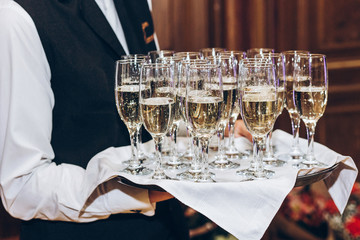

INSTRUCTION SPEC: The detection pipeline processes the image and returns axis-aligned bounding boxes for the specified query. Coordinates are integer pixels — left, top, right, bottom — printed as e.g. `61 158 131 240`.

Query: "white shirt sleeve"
0 1 155 222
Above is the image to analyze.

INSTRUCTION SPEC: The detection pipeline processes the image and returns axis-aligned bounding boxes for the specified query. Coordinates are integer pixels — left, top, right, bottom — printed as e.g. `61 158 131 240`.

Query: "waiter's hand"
149 190 174 203
234 120 252 142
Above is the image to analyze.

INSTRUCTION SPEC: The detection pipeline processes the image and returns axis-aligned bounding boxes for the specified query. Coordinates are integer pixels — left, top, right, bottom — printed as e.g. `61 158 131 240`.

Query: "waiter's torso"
13 0 188 239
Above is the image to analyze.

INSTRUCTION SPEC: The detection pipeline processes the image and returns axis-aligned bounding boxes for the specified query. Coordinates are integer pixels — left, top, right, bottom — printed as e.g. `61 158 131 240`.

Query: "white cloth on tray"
81 129 358 240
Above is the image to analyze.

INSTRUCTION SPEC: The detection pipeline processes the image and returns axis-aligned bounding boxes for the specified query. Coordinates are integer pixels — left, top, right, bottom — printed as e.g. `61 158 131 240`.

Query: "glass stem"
265 130 274 157
229 121 235 147
186 127 193 153
216 123 226 162
169 123 179 162
191 136 201 169
219 124 225 155
129 130 139 168
136 126 142 154
154 136 164 172
291 116 301 150
306 123 317 162
253 136 266 177
199 137 210 177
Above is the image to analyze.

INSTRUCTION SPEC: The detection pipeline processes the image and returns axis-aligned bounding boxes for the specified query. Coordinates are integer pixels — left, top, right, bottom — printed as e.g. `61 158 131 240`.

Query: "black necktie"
113 0 146 54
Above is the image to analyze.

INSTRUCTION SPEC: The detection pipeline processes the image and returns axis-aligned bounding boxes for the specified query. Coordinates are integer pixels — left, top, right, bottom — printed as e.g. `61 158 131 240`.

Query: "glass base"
209 160 240 170
263 155 286 167
237 168 274 179
277 152 305 162
122 166 153 176
225 151 250 160
163 160 190 170
225 144 250 159
152 170 171 180
123 157 152 166
176 170 214 182
195 172 215 182
176 171 199 181
295 160 327 169
235 169 255 181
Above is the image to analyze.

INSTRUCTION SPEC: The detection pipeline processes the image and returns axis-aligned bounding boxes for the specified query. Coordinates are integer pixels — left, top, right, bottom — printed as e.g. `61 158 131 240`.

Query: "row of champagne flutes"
115 48 328 182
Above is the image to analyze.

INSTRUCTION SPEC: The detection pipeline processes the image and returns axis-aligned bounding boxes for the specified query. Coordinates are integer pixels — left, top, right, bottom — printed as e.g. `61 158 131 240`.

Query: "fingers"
148 190 174 203
234 120 252 142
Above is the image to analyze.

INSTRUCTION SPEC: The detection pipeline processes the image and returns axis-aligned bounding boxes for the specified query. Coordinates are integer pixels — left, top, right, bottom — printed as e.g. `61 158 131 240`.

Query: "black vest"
14 0 188 239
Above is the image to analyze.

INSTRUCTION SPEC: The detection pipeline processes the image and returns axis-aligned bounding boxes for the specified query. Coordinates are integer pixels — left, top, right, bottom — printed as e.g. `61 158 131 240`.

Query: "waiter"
0 0 189 239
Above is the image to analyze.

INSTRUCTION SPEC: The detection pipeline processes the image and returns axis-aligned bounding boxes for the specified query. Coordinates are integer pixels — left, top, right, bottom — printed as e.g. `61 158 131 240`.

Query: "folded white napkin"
82 129 357 240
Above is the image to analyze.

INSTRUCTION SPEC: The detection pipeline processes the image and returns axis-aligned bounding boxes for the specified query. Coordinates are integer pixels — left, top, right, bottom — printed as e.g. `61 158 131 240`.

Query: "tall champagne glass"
279 50 310 161
218 51 248 159
294 54 328 167
115 59 152 175
156 56 189 170
186 63 223 182
207 55 240 169
140 63 176 179
176 59 209 181
256 53 286 166
121 54 152 162
237 62 278 179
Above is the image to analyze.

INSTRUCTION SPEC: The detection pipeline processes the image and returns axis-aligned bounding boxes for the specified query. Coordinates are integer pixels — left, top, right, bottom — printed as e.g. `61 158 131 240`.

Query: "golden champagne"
140 97 175 136
242 90 277 137
294 86 327 124
187 96 223 136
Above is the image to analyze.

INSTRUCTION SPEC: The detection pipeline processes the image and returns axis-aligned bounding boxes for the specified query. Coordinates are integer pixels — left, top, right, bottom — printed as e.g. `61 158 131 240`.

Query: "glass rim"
254 52 283 57
240 62 275 68
115 58 146 64
188 63 219 69
141 62 172 68
173 51 200 56
199 47 226 51
243 57 271 60
281 50 310 55
241 58 271 63
220 50 246 54
247 47 275 52
180 59 209 64
156 56 184 62
297 53 326 59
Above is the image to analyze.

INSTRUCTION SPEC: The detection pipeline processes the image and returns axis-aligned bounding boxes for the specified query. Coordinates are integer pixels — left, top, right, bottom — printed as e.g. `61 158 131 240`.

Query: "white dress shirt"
0 0 156 222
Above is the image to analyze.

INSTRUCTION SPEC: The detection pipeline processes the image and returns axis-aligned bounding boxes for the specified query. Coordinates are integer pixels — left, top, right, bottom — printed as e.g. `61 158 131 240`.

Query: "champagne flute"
115 59 152 175
278 50 310 161
294 54 328 167
246 48 274 58
217 51 248 159
176 59 210 181
207 55 240 169
237 62 278 179
256 53 286 167
156 56 189 170
140 63 176 179
121 54 152 162
186 63 223 182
